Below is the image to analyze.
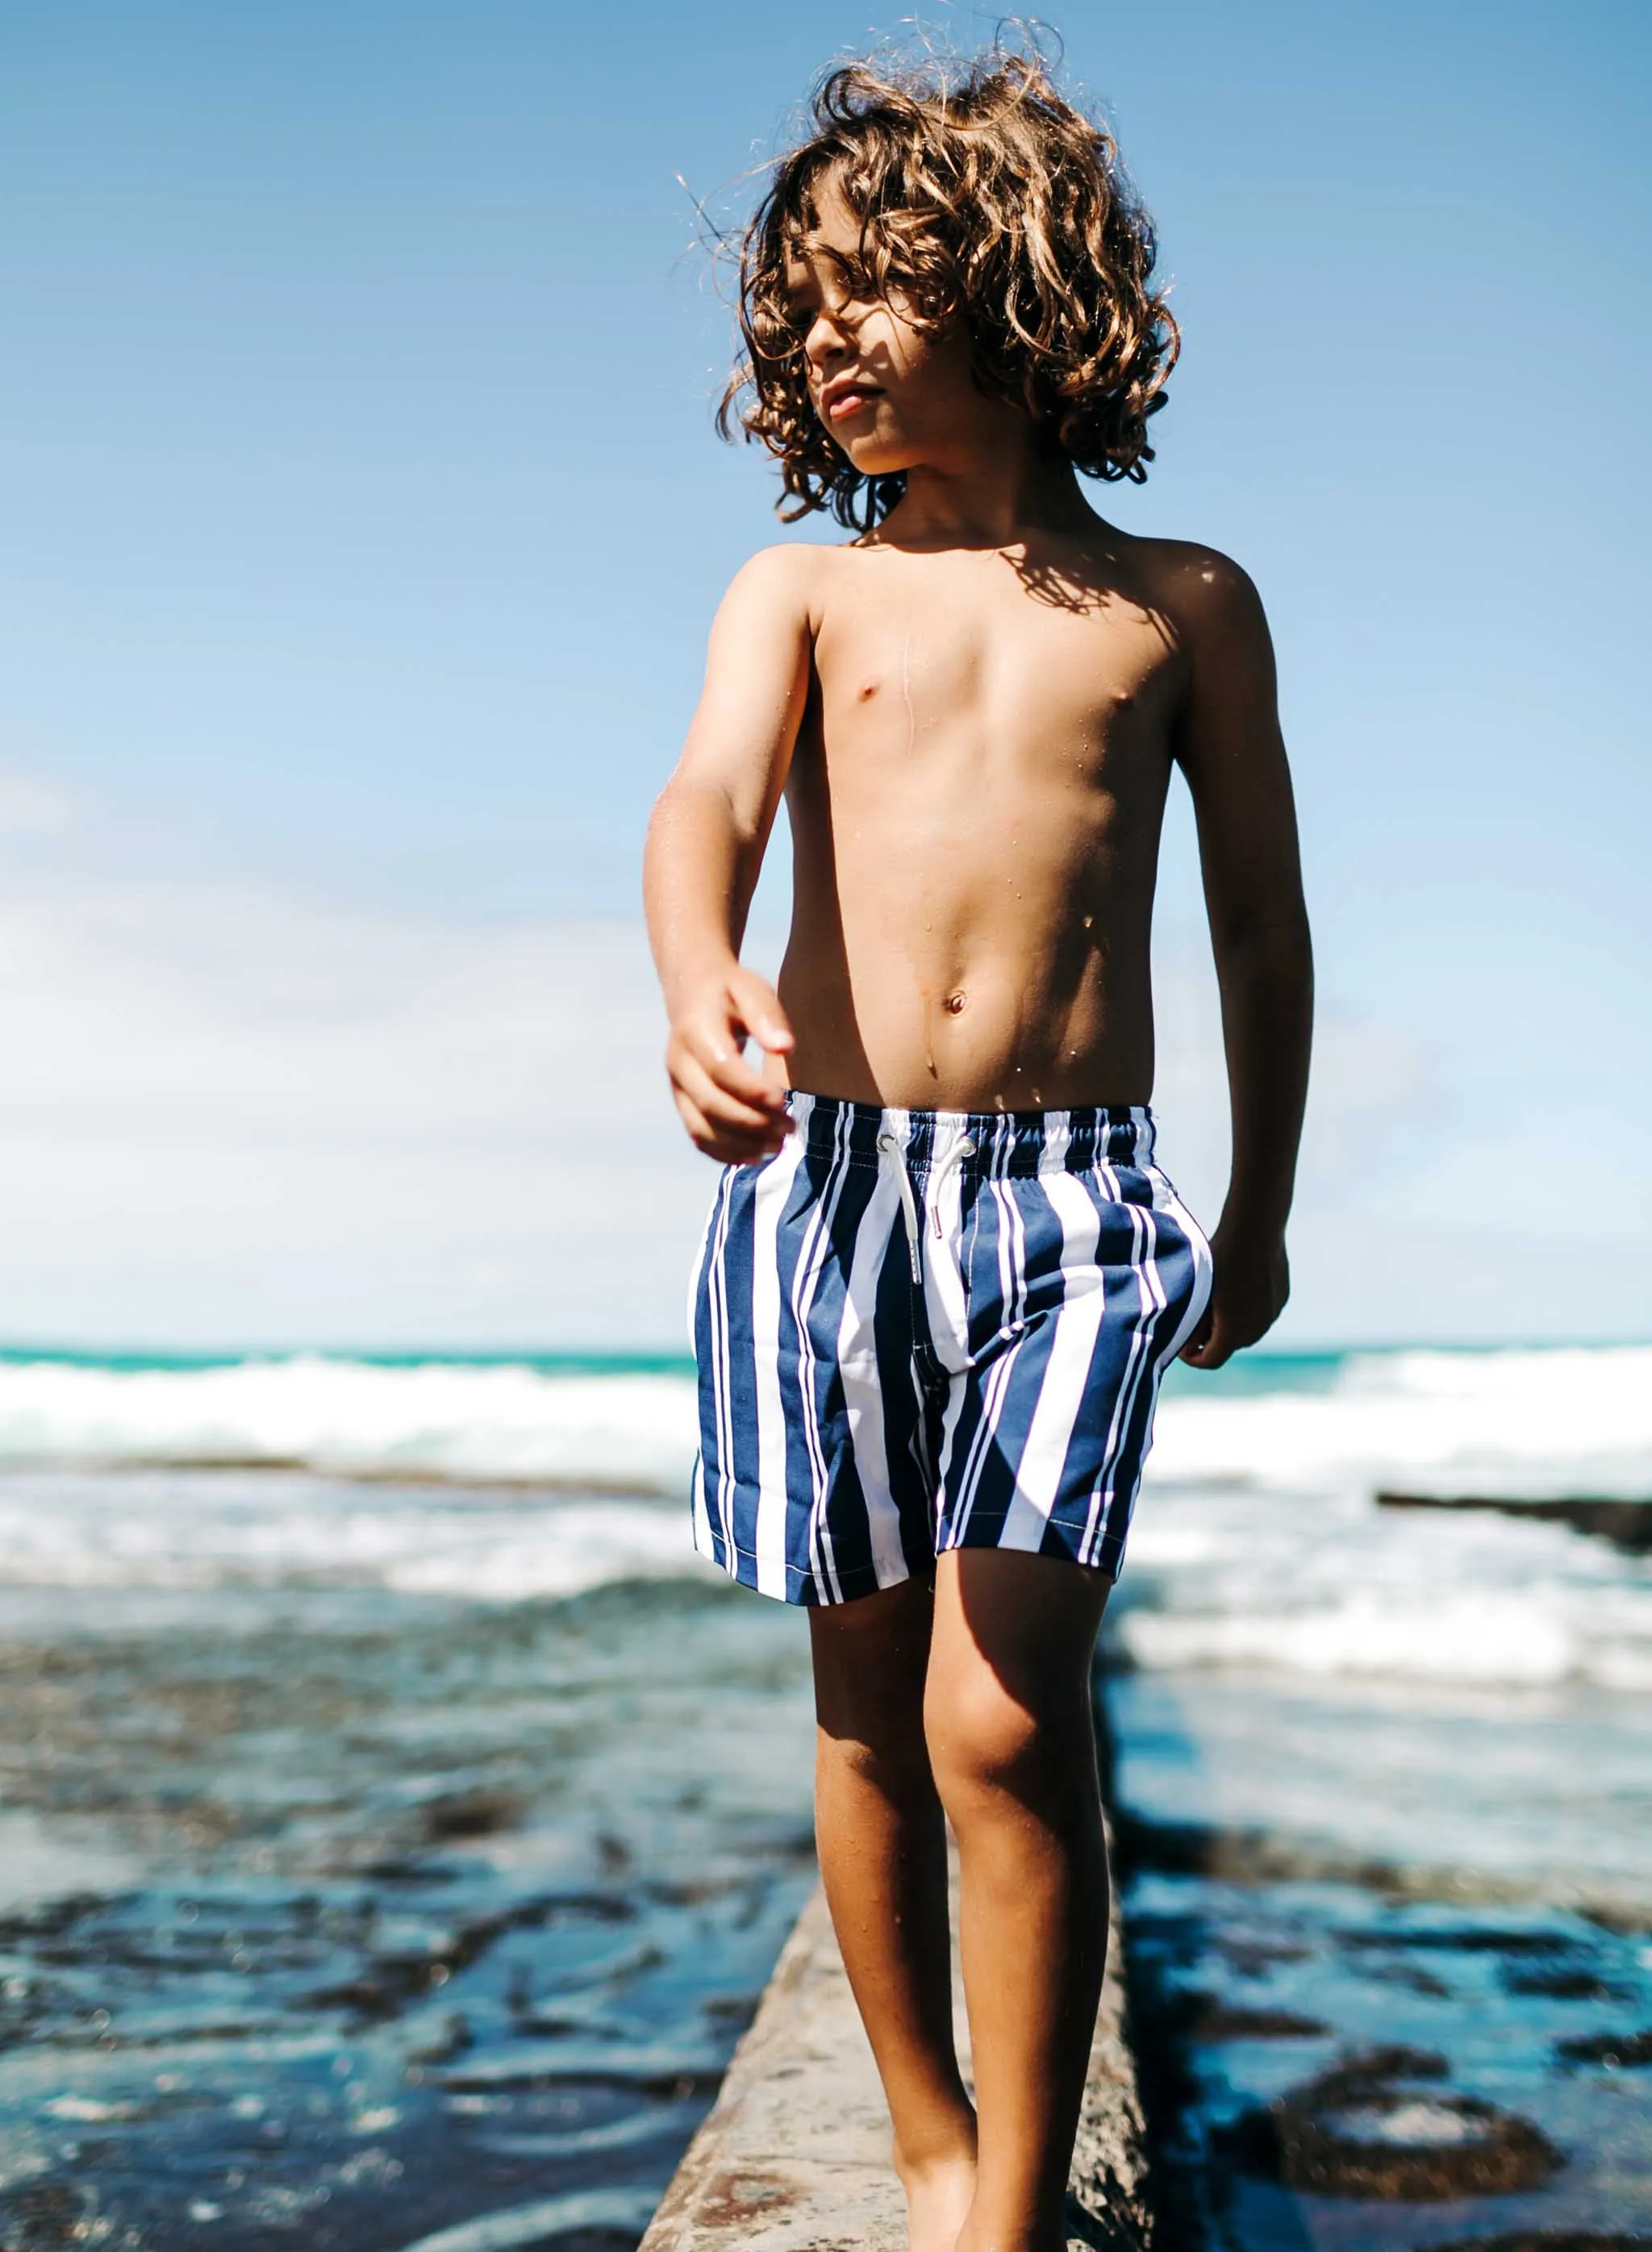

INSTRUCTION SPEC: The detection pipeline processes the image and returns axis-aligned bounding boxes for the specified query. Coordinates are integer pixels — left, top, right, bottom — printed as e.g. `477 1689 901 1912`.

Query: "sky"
0 0 1647 1349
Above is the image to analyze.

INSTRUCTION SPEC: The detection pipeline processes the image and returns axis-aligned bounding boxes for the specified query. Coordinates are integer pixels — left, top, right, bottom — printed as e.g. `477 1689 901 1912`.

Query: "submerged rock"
1230 2045 1561 2200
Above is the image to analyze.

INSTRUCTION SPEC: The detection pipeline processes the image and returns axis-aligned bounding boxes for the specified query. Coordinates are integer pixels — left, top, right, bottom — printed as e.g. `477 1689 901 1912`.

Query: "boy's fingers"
682 1015 787 1113
670 1025 776 1117
1179 1299 1226 1368
673 1049 786 1139
727 968 796 1056
673 1087 784 1166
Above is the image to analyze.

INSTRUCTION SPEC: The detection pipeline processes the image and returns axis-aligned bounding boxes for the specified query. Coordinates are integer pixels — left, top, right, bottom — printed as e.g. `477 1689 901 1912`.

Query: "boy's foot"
894 2142 978 2252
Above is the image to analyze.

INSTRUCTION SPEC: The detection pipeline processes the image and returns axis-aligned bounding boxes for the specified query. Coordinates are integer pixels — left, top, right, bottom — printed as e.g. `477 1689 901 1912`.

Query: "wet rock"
1556 2026 1652 2068
1162 1990 1329 2042
1230 2046 1562 2200
1375 1491 1652 1553
1339 1924 1575 1955
1427 2236 1652 2252
1504 1963 1631 2000
0 2177 94 2249
1187 2001 1328 2041
1212 1936 1311 1975
419 1788 528 1843
1356 1957 1452 1996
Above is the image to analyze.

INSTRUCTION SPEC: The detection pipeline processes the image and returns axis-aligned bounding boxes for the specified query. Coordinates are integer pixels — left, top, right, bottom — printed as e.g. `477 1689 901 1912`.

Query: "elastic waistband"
787 1091 1157 1176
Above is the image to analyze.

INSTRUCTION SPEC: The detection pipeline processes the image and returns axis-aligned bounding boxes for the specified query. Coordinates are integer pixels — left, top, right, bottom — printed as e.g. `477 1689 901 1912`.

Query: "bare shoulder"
1125 534 1272 654
716 540 828 619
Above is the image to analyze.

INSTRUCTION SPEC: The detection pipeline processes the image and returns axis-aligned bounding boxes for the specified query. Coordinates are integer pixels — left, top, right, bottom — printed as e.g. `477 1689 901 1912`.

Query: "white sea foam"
0 1466 712 1604
1149 1343 1652 1499
0 1347 1646 1688
2 1343 1648 1493
0 1356 698 1491
1119 1346 1652 1692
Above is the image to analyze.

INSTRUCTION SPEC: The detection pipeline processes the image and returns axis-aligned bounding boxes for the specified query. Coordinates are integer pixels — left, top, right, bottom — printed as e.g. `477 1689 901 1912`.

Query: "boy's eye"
833 256 875 302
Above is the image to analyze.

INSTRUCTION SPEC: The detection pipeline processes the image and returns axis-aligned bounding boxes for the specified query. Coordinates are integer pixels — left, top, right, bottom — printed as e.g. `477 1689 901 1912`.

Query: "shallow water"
0 1528 817 2250
1107 1658 1652 2248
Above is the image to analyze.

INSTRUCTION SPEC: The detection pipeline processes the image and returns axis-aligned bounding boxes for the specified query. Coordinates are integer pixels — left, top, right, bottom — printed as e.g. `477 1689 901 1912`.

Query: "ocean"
0 1343 1647 2249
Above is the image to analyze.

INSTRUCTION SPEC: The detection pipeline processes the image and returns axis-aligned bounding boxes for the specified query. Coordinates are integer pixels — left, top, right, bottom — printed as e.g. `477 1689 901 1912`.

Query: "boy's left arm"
1170 553 1314 1369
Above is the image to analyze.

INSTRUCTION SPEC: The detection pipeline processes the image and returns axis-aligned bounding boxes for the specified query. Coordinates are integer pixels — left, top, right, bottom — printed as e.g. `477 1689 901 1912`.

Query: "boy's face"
781 170 1000 478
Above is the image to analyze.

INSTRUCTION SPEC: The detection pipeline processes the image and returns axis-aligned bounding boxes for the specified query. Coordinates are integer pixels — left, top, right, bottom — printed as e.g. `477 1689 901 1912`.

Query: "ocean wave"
0 1343 1646 1495
1150 1342 1652 1498
0 1347 1646 1685
0 1355 698 1491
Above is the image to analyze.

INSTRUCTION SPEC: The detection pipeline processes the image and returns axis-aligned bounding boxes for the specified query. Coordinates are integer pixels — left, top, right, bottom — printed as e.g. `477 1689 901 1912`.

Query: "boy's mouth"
821 380 882 422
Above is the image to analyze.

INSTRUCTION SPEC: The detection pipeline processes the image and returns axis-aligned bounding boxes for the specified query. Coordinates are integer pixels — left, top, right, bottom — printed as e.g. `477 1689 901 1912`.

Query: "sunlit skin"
645 178 1312 2252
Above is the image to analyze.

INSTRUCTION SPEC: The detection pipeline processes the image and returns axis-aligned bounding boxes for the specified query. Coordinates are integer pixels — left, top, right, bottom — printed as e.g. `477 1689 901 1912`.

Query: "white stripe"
791 1107 853 1603
920 1116 974 1377
690 1449 714 1557
836 1166 910 1588
1081 1187 1167 1565
686 1185 720 1563
947 1128 1025 1545
703 1168 740 1568
1075 1165 1139 1563
749 1131 809 1598
1149 1168 1216 1370
998 1169 1105 1551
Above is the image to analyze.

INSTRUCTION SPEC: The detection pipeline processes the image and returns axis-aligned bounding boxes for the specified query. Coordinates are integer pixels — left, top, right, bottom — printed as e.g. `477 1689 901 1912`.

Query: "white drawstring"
927 1132 975 1236
875 1130 922 1280
878 1128 975 1279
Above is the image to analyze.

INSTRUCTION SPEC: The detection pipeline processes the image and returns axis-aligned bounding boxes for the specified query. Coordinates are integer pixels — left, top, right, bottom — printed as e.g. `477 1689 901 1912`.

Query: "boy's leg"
809 1576 979 2251
924 1549 1112 2252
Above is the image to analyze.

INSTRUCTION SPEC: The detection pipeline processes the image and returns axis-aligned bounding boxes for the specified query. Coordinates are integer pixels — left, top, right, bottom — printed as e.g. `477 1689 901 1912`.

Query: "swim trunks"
688 1092 1212 1604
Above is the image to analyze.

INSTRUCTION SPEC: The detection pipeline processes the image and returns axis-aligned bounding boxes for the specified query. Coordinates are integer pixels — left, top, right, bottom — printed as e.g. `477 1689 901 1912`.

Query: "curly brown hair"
717 46 1179 530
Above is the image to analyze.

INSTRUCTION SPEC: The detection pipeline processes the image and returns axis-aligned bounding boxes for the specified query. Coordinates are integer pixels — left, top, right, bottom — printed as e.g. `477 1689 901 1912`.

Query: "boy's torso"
774 521 1204 1116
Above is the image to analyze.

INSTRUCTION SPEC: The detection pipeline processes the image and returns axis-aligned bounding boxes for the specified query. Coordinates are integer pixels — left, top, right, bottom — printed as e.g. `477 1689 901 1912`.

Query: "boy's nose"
807 319 850 369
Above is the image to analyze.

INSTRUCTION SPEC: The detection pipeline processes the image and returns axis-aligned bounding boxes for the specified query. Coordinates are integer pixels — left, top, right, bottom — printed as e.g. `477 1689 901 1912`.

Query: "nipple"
944 990 967 1016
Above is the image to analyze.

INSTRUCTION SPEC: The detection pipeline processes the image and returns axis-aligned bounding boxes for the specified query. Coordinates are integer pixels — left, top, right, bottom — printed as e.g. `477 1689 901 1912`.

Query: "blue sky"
0 0 1646 1347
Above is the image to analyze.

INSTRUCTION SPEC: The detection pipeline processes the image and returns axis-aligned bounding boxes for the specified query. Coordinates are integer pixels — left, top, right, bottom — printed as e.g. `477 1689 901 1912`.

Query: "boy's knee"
811 1583 932 1721
924 1668 1078 1808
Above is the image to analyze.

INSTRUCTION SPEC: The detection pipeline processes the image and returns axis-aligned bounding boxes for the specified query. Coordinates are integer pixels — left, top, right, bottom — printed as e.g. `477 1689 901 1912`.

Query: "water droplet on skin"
1200 569 1215 583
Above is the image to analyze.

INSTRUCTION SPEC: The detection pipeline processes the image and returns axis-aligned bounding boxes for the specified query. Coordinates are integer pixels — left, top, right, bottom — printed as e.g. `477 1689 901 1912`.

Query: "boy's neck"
874 422 1103 553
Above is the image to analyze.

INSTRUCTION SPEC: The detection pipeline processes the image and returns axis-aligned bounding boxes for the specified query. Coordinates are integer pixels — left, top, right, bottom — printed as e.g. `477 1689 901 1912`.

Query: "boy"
645 48 1311 2252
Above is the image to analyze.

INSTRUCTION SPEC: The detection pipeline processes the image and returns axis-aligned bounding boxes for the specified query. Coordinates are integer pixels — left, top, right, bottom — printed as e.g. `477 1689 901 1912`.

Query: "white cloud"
0 867 712 1346
0 769 75 839
0 858 1642 1349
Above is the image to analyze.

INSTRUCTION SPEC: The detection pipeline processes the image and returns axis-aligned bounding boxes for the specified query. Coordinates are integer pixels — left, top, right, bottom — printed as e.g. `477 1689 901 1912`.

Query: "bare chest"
808 565 1182 797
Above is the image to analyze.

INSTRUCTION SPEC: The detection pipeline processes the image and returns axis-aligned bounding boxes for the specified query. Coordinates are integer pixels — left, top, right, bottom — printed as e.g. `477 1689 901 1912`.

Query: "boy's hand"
1179 1221 1289 1370
666 965 796 1165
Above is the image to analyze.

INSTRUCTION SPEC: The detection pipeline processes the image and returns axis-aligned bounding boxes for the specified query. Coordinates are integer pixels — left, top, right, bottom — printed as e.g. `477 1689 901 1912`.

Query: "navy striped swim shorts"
688 1091 1212 1605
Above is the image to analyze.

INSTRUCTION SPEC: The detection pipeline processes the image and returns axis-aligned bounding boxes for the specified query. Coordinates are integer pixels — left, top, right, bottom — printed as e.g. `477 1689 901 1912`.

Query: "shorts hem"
692 1523 909 1608
695 1517 1127 1602
937 1520 1127 1583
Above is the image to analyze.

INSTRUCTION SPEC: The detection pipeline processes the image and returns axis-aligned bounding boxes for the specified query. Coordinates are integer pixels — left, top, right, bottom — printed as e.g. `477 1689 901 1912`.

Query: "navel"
944 990 967 1016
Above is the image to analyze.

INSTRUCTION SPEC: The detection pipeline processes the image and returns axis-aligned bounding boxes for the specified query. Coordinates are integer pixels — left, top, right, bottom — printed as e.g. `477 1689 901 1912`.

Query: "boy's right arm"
644 547 816 1165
